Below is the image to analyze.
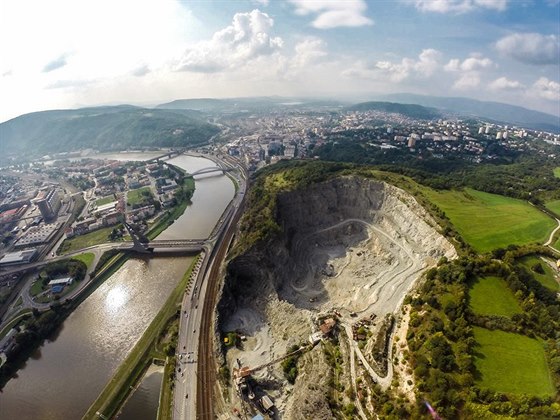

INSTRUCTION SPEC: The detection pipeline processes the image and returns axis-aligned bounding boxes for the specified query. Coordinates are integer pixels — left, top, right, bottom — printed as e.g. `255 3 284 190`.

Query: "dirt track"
218 177 456 417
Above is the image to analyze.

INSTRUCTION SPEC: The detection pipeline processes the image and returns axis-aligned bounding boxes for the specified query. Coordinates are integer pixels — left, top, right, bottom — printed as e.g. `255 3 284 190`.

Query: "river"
0 153 235 419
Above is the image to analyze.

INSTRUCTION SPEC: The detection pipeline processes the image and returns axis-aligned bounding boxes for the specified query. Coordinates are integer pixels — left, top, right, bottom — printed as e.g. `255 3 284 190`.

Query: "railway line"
196 191 246 419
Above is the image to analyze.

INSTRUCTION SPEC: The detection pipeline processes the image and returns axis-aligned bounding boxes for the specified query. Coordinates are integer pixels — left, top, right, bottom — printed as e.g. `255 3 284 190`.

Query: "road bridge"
189 166 233 177
146 148 186 163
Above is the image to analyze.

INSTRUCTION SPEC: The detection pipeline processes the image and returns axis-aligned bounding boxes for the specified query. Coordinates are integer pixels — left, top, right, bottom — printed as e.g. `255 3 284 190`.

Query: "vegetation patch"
469 276 523 317
95 195 116 206
127 186 152 207
518 256 560 292
408 253 560 419
554 167 560 179
473 327 555 397
69 252 95 269
58 226 121 255
421 188 554 253
146 176 195 240
281 344 304 384
545 199 560 217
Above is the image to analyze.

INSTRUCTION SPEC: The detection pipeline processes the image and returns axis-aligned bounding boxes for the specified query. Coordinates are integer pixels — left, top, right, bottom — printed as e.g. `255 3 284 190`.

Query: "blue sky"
0 0 558 121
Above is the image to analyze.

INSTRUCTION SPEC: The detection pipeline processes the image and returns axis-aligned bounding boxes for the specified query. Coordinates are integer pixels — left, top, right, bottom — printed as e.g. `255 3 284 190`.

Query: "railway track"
197 197 246 419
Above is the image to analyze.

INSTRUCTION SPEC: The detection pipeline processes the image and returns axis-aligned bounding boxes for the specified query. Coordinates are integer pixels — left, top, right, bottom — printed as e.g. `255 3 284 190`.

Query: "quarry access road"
296 216 427 391
292 217 425 318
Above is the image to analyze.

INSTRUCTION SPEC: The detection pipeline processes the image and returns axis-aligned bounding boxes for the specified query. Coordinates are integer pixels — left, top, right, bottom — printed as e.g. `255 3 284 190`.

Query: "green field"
473 327 555 397
519 256 560 292
469 276 522 317
545 199 560 217
422 188 555 253
553 167 560 178
127 187 152 206
30 280 45 297
70 252 95 269
59 227 118 255
95 195 116 206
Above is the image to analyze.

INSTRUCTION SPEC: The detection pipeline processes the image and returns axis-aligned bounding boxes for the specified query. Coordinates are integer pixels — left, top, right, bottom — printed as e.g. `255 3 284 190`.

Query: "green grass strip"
422 187 555 253
518 255 560 292
70 252 95 269
473 327 555 397
469 276 523 317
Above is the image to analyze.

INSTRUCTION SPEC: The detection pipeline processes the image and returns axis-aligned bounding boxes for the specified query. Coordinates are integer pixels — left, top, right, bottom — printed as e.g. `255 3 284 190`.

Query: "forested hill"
0 105 219 155
347 101 441 120
381 93 560 133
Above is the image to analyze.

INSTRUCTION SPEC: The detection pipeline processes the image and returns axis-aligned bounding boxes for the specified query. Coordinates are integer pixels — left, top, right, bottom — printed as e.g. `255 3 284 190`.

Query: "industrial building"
34 189 61 221
0 249 38 266
15 223 60 248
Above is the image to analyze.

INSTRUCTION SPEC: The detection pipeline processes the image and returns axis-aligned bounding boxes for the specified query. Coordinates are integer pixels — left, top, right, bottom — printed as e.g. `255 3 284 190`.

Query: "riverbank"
83 254 200 419
0 169 196 382
0 250 128 388
0 153 235 418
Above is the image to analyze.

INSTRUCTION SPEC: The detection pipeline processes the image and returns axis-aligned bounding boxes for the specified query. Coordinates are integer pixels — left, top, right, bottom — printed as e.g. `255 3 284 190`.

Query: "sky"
1 0 559 122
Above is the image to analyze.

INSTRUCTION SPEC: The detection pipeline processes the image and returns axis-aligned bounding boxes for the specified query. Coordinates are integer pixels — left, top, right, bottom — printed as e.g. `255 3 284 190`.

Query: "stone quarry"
217 176 456 418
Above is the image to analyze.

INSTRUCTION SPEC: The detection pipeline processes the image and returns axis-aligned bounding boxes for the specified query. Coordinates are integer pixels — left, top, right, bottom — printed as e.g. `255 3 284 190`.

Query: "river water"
117 364 163 420
0 153 235 419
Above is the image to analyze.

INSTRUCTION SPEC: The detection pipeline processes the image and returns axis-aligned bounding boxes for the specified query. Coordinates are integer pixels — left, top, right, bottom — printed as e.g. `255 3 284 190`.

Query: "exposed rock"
217 176 456 417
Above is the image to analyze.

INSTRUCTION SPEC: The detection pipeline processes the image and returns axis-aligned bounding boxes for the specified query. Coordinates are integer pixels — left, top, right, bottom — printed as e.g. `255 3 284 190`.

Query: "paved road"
173 154 247 420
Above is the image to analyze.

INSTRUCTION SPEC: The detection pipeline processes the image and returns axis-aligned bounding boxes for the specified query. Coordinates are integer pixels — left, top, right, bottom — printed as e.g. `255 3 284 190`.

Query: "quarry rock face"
217 176 456 417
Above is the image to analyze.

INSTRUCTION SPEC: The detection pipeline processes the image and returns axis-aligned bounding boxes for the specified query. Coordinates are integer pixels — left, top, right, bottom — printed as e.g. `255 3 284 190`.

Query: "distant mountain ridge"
0 105 219 156
157 96 344 112
347 101 441 120
380 93 560 133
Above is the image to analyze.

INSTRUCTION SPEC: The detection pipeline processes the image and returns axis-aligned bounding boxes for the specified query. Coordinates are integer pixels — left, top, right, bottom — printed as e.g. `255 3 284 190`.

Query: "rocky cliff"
217 175 456 417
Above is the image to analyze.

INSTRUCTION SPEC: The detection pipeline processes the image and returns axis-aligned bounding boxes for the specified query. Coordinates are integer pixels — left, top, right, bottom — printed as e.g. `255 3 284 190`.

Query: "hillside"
0 105 219 155
381 93 560 132
157 97 344 113
218 160 559 419
347 101 441 120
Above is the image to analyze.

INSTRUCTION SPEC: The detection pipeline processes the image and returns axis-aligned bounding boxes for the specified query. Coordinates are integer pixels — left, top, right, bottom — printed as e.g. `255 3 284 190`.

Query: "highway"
173 154 247 420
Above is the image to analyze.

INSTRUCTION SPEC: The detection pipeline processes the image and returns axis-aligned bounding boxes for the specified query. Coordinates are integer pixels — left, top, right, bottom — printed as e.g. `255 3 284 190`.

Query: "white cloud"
42 54 70 73
131 65 151 77
495 33 560 65
453 72 481 89
175 10 283 73
413 0 508 13
488 76 524 91
288 0 373 29
445 54 493 91
444 55 493 71
0 0 196 121
532 77 560 101
293 37 328 67
374 49 442 82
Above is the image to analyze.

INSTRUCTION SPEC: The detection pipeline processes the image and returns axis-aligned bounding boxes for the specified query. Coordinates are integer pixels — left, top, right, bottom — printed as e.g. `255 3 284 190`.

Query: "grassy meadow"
473 327 555 397
545 199 560 217
469 276 522 317
127 186 152 206
518 256 560 292
59 227 117 255
95 195 116 206
422 188 555 253
70 252 95 269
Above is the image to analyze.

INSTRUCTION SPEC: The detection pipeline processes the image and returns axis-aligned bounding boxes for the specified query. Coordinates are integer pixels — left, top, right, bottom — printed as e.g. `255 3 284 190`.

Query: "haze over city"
1 0 559 122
